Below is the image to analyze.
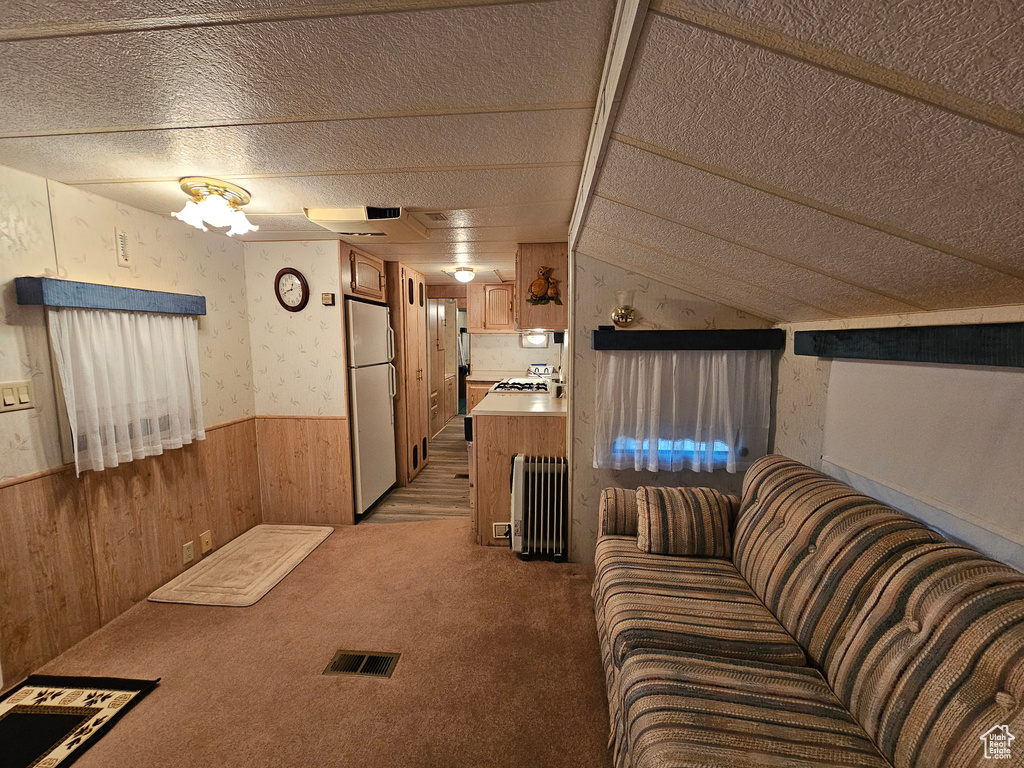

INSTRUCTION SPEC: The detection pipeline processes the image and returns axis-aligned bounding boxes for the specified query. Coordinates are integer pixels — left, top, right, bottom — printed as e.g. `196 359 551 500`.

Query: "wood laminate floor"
362 415 470 523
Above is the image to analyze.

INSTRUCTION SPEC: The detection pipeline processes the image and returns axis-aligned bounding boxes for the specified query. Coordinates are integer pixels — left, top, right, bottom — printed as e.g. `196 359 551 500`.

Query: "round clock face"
274 268 309 312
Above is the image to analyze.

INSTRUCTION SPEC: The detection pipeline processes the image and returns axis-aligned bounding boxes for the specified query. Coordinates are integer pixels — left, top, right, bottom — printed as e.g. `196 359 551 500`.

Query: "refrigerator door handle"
386 309 396 362
388 362 397 400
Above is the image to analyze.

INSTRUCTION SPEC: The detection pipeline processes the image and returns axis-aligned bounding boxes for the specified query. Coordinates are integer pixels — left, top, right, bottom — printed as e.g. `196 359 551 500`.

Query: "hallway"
362 416 470 524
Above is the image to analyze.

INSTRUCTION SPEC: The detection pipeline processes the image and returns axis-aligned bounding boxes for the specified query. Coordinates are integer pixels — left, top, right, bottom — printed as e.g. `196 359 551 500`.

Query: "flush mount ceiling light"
453 267 475 283
172 177 259 237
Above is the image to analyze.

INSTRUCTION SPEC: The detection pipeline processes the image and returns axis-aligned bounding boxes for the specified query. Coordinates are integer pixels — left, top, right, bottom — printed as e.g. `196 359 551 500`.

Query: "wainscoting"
0 418 262 690
256 416 354 526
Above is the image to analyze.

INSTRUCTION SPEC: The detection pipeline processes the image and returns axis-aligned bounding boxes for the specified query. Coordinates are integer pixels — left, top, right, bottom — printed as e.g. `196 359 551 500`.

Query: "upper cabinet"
345 247 386 302
515 242 568 331
467 282 515 333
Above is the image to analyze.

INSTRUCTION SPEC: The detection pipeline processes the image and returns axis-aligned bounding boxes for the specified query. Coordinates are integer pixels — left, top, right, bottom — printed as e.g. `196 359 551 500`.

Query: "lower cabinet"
471 414 567 546
466 380 499 414
444 375 457 422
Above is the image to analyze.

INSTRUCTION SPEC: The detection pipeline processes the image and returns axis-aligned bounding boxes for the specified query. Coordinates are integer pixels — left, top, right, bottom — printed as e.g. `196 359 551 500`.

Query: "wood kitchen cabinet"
344 246 387 302
515 242 568 331
472 413 567 547
466 380 499 414
386 262 429 484
444 375 457 423
467 282 515 333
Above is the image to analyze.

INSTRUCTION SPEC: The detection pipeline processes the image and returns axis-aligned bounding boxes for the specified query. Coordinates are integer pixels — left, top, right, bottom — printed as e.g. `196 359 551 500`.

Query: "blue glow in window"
611 437 731 464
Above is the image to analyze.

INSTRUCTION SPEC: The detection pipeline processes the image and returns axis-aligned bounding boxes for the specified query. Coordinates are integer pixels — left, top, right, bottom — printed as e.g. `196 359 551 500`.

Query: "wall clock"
274 267 309 312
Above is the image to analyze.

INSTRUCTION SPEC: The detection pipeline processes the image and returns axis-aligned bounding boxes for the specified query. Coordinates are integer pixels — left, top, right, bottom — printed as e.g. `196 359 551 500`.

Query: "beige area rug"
148 525 333 607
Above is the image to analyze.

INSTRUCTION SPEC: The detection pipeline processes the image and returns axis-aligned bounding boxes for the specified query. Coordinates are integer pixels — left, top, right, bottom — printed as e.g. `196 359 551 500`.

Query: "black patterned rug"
0 675 159 768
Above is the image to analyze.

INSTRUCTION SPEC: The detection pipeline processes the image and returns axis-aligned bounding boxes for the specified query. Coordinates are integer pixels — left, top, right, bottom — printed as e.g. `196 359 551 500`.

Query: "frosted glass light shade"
454 268 475 283
172 200 208 231
172 190 258 237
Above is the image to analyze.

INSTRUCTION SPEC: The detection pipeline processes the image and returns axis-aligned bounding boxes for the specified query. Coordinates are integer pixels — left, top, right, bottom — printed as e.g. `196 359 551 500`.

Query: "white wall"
773 304 1024 469
0 164 254 483
773 305 1024 567
568 251 771 564
243 241 349 417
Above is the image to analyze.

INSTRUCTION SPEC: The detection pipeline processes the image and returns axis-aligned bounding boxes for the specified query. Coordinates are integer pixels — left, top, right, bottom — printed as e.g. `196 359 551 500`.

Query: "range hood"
303 206 428 242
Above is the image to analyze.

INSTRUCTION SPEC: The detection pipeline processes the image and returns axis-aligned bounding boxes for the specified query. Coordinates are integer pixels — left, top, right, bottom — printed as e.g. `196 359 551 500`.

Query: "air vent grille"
365 206 401 220
323 650 400 678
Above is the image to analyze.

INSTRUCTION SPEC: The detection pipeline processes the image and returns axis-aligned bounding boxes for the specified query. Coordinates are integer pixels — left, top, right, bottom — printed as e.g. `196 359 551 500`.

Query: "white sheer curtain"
49 308 205 476
593 349 771 473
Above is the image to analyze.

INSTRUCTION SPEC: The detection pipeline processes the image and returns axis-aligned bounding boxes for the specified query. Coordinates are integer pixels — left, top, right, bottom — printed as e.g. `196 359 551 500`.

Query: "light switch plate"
0 380 33 413
200 530 213 554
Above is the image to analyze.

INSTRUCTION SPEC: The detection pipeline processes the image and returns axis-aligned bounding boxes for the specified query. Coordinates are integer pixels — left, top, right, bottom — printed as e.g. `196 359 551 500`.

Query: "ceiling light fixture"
453 267 475 283
172 177 259 237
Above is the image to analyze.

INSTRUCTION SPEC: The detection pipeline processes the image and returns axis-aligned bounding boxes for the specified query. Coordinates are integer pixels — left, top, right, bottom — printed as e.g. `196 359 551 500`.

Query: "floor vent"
323 650 400 678
454 473 469 479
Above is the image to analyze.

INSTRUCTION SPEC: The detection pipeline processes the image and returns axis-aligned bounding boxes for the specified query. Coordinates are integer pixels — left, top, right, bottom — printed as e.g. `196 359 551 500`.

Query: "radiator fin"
511 455 569 560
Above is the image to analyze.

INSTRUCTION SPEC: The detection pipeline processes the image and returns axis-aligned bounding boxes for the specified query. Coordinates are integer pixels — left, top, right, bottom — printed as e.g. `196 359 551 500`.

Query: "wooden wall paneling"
0 471 100 690
83 436 205 624
256 417 354 526
198 419 262 555
0 418 263 691
472 415 567 546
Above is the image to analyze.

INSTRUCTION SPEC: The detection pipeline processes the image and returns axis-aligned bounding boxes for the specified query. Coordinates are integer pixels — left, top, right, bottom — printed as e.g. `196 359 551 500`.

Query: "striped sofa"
593 455 1024 768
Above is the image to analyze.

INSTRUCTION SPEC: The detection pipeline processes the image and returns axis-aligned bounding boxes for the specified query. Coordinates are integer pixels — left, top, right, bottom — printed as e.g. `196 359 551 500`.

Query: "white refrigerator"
346 299 398 515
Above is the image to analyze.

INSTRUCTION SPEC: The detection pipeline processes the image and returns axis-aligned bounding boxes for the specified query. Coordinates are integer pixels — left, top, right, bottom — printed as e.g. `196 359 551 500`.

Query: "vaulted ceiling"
2 0 1022 317
0 0 614 284
572 0 1024 322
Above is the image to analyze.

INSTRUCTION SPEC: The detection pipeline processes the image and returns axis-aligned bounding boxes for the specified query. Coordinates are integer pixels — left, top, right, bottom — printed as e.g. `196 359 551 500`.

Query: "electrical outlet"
183 541 195 564
200 530 213 554
493 522 511 538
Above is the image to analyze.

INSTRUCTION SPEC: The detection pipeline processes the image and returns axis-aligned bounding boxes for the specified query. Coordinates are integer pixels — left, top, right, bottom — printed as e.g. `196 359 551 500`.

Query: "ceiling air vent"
303 206 428 243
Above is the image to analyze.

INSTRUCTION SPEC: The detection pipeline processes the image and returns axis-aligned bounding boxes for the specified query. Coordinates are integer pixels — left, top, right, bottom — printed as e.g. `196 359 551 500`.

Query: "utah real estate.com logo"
981 725 1015 760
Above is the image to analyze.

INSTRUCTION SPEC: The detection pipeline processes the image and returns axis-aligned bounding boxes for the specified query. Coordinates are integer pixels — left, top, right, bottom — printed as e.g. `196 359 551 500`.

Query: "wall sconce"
172 177 259 237
611 290 636 328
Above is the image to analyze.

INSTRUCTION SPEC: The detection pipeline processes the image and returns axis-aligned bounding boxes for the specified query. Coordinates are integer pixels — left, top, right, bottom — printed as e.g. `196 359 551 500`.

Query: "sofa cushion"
599 487 639 537
620 651 891 768
594 536 806 668
825 544 1024 768
731 456 948 669
636 485 736 558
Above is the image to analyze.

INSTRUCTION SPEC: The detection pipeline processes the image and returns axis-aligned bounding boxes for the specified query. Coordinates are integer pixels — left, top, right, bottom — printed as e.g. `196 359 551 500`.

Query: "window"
49 307 205 476
593 349 770 473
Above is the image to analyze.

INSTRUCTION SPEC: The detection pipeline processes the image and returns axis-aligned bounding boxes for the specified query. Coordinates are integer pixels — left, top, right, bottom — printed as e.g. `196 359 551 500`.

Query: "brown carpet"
35 518 611 768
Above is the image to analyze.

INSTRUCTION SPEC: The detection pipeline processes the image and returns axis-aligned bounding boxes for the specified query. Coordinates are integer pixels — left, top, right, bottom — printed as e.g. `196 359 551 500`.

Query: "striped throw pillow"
636 486 737 558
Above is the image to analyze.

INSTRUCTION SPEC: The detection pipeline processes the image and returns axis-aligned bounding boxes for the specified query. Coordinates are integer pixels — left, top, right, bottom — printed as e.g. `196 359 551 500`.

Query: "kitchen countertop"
470 392 567 417
465 370 522 382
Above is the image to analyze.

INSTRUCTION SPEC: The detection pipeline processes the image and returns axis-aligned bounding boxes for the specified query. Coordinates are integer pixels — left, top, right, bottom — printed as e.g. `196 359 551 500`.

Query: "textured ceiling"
573 0 1024 321
0 0 614 283
3 0 1023 311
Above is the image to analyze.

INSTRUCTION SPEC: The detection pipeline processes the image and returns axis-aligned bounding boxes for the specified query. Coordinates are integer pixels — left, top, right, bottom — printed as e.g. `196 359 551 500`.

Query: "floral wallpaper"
0 166 63 482
773 304 1024 470
569 250 771 564
0 166 255 483
243 241 349 417
469 332 561 374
